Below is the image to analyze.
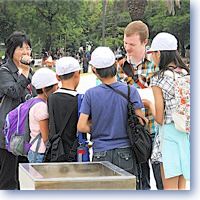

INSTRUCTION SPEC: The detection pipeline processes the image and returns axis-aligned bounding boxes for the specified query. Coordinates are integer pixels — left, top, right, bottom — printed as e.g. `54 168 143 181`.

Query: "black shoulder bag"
105 84 152 164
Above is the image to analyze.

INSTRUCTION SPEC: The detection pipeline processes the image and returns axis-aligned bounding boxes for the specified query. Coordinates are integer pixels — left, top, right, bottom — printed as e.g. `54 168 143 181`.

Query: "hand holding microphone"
20 55 34 78
20 55 35 66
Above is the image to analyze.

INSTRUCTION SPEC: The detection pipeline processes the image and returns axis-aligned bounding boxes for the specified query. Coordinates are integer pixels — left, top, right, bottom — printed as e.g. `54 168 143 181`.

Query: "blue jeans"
93 147 140 189
28 149 44 163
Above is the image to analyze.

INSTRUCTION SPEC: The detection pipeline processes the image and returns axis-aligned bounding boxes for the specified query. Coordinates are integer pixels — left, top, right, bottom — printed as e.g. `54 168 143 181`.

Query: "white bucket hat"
56 56 81 76
32 68 58 89
147 32 178 53
89 47 115 69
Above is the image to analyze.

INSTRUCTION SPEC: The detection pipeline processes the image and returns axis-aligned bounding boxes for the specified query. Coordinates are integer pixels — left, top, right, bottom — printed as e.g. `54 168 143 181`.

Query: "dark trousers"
141 161 163 190
0 148 18 189
0 148 28 190
83 64 88 73
152 162 163 190
139 131 163 190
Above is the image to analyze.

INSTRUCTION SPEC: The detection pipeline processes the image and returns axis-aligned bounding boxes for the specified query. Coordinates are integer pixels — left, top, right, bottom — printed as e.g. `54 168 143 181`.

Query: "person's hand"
142 99 151 108
142 99 155 117
20 55 32 67
19 55 31 78
135 108 149 125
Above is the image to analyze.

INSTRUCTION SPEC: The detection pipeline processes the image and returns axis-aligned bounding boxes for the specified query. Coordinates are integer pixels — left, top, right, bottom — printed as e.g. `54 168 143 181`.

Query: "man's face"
124 34 147 58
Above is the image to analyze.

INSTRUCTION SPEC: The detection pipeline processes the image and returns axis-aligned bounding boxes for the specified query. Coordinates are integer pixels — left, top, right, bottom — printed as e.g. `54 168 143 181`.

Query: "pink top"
29 101 49 153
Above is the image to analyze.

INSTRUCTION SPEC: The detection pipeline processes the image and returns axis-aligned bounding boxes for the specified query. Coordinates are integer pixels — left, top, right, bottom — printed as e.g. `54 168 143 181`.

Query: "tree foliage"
0 0 189 57
144 0 190 56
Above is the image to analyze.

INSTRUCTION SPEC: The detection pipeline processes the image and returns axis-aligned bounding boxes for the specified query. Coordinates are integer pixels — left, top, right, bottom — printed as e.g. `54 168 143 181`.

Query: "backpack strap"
0 95 6 107
105 84 147 125
0 66 18 82
164 68 188 81
105 84 129 101
30 133 41 145
0 66 10 72
32 133 42 162
127 83 130 102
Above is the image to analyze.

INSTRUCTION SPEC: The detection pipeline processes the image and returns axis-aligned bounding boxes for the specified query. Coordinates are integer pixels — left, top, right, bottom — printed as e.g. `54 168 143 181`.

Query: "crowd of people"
38 44 92 73
0 20 190 190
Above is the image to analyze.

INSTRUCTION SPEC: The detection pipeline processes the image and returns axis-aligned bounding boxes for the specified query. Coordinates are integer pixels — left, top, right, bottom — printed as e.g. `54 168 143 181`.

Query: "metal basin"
19 161 136 190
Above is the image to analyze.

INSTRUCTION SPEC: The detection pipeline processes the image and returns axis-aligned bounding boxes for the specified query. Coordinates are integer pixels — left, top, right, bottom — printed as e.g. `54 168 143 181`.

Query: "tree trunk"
45 34 52 51
35 2 59 51
102 0 107 46
127 0 147 21
166 0 181 15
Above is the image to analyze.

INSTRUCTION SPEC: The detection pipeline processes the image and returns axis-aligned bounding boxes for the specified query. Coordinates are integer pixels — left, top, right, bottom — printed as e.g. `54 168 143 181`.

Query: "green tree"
145 0 189 57
0 0 188 57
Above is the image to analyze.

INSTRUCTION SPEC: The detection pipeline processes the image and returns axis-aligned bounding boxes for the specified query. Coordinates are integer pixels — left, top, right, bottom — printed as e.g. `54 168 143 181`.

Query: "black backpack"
43 94 87 162
44 133 78 162
105 84 152 164
43 102 78 162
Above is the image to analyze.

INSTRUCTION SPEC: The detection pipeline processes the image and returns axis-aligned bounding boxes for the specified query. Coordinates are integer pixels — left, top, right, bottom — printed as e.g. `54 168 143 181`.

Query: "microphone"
20 57 35 66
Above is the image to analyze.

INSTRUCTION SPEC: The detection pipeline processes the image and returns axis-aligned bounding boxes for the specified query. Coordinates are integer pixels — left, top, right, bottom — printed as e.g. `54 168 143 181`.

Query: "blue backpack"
3 98 44 156
77 94 90 162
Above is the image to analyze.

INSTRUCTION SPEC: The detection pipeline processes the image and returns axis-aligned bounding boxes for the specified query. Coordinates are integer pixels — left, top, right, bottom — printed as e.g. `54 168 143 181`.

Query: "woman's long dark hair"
158 50 190 77
5 31 31 59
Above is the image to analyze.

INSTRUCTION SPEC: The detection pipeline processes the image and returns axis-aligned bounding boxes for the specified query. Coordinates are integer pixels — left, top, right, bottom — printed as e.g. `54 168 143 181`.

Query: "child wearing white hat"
148 32 190 190
27 68 58 163
45 56 81 162
78 47 147 189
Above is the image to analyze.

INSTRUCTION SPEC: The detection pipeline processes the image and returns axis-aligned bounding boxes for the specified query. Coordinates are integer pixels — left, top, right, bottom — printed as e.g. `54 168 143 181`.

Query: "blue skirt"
162 123 190 180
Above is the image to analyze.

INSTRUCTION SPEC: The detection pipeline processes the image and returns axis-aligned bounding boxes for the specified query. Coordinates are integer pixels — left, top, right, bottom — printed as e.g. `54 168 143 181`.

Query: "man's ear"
144 39 148 46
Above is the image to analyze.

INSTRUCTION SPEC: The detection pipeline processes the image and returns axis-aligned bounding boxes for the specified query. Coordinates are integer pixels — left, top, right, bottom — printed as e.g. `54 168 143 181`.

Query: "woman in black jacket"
0 31 36 189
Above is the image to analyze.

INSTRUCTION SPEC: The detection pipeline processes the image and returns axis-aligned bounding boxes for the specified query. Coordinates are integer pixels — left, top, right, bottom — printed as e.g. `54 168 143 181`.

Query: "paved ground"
77 72 96 93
